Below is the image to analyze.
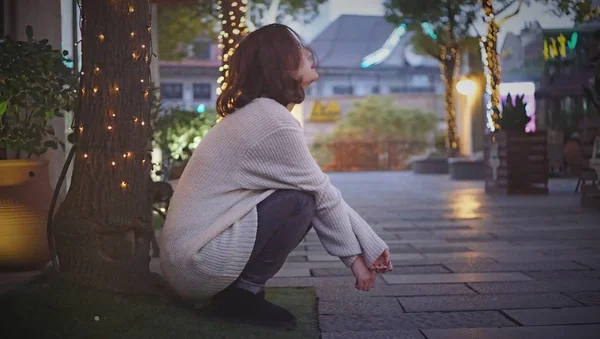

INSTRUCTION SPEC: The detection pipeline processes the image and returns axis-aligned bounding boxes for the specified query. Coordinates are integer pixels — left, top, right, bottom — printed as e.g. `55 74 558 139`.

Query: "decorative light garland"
440 44 460 154
216 0 249 95
482 0 503 132
75 1 154 192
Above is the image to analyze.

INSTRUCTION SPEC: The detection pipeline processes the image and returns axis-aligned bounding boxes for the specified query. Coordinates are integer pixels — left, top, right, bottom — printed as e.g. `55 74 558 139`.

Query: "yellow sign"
543 32 578 61
309 100 341 122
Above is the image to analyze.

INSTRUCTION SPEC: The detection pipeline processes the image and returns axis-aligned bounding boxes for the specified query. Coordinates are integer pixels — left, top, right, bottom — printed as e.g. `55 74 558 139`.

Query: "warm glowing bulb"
141 44 146 49
147 26 151 32
141 121 145 126
232 2 238 6
107 125 112 130
112 161 116 166
94 66 100 73
127 152 133 158
112 113 116 117
121 181 128 189
114 85 120 92
229 11 234 15
144 56 149 63
98 33 105 42
132 52 138 59
128 5 134 13
83 153 88 158
140 79 144 83
133 117 139 123
130 31 135 38
123 153 127 158
79 126 84 132
456 79 476 95
233 29 240 34
93 87 98 93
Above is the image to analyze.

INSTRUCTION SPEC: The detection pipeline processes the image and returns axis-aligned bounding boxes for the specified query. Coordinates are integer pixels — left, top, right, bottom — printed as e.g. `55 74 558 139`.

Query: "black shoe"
211 286 297 330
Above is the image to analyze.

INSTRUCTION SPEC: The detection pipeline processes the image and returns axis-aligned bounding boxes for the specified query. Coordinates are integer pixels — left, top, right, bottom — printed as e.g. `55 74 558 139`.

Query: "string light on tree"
73 1 154 198
440 44 460 154
482 0 501 131
216 0 250 95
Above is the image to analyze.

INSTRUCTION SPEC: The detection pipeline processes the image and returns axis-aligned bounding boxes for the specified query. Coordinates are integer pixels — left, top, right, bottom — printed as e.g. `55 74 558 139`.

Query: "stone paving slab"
422 252 498 261
282 261 346 269
576 259 600 269
565 291 600 306
285 255 307 262
311 265 450 277
274 268 311 278
412 246 473 254
319 311 516 331
523 270 600 280
468 279 600 294
444 261 590 273
398 293 580 312
313 277 475 298
322 330 425 339
318 297 404 315
422 324 600 339
383 225 472 231
383 272 532 285
504 306 600 325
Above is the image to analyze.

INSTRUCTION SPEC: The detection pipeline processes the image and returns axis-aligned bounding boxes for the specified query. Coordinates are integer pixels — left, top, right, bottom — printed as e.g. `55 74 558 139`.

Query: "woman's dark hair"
216 23 316 117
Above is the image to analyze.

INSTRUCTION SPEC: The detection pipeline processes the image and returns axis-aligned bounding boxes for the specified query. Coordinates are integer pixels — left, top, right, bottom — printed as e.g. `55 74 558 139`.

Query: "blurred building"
500 21 545 86
159 14 445 144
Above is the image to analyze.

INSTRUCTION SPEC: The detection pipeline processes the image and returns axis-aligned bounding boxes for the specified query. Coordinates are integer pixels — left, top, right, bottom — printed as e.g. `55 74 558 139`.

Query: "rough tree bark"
52 0 159 293
440 43 461 157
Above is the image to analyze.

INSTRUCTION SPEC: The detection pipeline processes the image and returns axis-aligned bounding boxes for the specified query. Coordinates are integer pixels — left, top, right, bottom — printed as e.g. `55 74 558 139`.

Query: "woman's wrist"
341 255 359 268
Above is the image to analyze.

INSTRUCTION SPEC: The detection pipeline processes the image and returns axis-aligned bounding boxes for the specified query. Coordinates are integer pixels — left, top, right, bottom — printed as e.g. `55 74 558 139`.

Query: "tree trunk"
440 44 461 157
482 0 501 131
52 0 158 293
216 0 249 95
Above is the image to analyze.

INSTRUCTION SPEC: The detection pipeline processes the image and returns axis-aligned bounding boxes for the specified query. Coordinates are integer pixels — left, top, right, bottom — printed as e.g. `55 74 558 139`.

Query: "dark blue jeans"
239 190 316 285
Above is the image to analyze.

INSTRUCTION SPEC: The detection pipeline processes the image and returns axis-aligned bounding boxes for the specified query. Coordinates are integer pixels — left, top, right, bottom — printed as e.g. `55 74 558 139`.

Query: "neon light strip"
361 22 436 68
361 24 406 68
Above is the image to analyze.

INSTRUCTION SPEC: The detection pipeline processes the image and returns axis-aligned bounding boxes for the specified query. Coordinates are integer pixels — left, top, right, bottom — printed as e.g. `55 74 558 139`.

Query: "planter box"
484 130 549 194
449 157 485 180
411 156 449 174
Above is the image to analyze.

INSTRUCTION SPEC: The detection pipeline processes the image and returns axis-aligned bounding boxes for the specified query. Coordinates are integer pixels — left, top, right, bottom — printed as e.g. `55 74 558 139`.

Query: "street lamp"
456 79 476 96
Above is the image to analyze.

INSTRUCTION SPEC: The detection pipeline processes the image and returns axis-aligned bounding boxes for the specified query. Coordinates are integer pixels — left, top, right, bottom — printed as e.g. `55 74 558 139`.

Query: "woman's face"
297 48 318 88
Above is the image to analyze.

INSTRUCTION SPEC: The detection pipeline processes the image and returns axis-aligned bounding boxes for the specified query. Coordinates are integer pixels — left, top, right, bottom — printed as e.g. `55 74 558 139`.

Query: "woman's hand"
372 249 393 273
351 255 376 291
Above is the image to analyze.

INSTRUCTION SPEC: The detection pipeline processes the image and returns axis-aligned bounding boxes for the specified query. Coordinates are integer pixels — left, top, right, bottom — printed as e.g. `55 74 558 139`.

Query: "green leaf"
0 101 7 116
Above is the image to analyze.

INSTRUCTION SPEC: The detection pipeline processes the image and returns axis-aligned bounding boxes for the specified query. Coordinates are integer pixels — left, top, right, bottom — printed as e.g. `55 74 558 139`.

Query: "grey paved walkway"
2 172 599 338
266 172 600 339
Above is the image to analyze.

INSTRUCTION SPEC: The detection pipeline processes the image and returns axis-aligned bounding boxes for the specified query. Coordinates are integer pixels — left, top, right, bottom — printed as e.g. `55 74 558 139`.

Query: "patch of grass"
0 276 319 339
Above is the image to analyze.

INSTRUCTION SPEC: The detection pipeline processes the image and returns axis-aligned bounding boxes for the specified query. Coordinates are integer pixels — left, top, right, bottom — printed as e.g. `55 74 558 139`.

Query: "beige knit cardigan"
159 98 388 302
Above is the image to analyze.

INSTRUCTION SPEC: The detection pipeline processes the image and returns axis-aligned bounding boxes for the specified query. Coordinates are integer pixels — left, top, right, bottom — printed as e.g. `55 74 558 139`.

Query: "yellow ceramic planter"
0 160 50 269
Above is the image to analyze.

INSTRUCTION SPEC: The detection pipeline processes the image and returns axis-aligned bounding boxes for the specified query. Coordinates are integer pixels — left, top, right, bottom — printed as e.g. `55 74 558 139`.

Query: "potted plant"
152 107 217 180
0 26 77 268
484 93 549 194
